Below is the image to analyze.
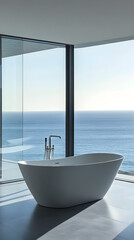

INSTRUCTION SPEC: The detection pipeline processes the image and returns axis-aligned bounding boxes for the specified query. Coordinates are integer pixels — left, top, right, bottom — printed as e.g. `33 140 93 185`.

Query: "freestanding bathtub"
18 153 123 208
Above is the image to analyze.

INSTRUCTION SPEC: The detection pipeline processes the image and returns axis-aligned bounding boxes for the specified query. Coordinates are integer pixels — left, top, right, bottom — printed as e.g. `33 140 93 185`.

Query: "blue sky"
2 48 65 112
2 39 134 111
75 40 134 110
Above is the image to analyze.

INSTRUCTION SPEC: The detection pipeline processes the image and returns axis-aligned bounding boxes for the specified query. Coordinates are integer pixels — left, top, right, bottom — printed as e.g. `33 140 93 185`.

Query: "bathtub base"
37 198 102 208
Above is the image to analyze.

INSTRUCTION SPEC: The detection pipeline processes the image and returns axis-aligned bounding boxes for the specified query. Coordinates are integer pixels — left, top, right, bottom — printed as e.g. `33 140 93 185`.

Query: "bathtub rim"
18 152 124 167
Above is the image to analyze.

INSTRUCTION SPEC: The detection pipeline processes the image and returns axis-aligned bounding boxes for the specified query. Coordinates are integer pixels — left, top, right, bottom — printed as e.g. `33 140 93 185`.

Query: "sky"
75 40 134 111
2 39 134 112
2 47 65 112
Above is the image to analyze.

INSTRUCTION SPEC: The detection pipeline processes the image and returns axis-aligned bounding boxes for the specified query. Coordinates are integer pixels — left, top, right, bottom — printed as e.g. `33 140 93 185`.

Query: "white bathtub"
18 153 123 208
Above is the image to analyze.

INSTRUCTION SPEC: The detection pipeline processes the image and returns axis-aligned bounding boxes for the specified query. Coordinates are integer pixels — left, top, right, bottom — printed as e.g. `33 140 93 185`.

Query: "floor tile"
116 222 134 240
0 180 134 240
105 181 134 211
83 199 134 224
38 214 127 240
0 222 21 240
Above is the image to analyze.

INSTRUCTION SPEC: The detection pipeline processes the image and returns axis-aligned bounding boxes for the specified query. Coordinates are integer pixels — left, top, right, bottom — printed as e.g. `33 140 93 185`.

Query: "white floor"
39 180 134 240
0 180 134 239
1 160 22 182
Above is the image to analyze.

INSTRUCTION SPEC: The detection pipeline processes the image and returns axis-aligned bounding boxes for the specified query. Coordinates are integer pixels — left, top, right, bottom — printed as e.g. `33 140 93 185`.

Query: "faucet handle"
45 138 47 150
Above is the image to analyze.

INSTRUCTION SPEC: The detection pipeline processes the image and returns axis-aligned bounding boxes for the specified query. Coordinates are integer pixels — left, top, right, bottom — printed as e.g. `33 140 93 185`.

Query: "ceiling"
0 0 134 47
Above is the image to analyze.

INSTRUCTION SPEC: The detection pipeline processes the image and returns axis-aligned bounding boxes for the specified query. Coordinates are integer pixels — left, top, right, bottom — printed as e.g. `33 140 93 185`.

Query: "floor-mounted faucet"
44 135 61 160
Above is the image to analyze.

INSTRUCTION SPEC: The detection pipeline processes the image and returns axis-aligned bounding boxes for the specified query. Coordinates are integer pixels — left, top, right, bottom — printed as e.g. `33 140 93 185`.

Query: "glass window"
1 37 65 182
2 38 23 181
23 41 65 161
75 40 134 174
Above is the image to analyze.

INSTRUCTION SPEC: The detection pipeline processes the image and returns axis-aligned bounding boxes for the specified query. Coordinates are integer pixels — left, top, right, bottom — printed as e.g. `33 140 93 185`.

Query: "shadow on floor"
0 189 28 199
113 221 134 240
0 198 98 240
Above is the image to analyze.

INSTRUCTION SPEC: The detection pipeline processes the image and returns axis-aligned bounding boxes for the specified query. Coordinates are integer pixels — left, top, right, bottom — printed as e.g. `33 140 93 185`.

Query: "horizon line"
2 109 134 113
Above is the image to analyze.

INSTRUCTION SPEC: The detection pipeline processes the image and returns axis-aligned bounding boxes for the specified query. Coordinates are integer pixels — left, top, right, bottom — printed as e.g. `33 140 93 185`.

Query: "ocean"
2 111 134 172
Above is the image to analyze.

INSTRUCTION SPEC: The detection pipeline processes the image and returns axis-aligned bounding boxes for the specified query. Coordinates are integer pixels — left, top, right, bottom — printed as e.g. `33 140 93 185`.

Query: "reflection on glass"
75 40 134 174
2 38 23 181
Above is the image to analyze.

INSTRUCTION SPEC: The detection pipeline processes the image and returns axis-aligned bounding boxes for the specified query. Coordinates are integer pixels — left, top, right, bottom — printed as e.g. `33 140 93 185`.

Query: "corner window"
75 40 134 175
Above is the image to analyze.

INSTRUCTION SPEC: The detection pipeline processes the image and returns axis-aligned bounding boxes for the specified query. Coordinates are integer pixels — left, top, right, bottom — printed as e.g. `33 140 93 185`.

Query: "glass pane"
23 41 65 161
1 38 23 181
75 40 134 175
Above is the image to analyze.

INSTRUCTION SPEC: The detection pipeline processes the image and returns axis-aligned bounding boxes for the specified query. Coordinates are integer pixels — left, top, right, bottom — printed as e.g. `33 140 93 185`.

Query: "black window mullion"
66 45 74 157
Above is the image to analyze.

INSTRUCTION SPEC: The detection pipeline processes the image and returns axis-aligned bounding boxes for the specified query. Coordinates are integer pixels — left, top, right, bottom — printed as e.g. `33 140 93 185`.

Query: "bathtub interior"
18 153 123 167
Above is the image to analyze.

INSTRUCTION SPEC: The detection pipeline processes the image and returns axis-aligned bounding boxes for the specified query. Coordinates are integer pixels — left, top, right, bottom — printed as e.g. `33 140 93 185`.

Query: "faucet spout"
49 135 61 149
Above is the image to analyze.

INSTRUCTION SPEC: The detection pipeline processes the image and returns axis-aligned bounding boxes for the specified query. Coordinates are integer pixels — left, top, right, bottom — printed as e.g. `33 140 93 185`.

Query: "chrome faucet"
49 135 61 150
44 135 61 160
